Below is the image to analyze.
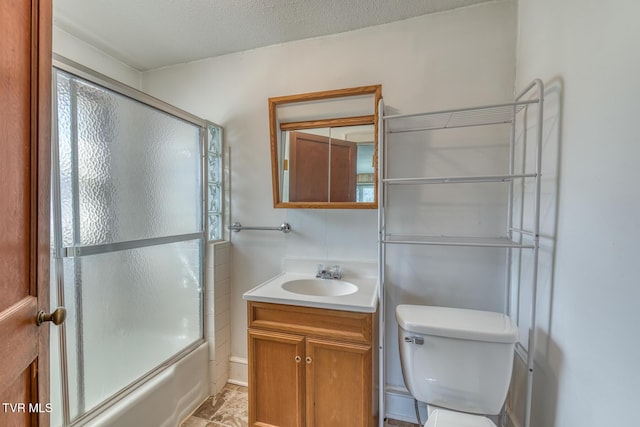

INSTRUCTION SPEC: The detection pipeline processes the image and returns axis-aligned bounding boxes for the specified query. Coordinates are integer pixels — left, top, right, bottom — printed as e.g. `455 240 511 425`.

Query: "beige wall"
53 26 142 89
142 1 517 421
510 0 640 426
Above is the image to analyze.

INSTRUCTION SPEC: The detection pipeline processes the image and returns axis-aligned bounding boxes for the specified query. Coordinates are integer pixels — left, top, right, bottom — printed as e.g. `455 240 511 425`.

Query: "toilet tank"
396 305 518 415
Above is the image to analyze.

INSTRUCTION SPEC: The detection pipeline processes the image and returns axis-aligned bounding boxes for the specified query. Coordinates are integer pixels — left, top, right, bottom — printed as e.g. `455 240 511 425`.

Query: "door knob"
36 307 67 326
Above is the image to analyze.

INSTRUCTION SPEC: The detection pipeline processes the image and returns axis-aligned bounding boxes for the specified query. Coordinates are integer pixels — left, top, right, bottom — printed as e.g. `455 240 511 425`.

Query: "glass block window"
207 123 223 240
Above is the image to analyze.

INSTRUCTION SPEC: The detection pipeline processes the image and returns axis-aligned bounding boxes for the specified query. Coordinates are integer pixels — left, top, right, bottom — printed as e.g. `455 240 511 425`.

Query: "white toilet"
396 304 519 427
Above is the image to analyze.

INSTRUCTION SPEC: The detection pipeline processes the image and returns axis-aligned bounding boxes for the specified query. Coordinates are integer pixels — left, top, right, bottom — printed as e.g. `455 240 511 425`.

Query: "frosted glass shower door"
51 68 205 423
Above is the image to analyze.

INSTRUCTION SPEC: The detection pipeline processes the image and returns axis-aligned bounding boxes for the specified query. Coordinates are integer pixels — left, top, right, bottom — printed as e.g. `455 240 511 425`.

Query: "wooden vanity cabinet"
247 301 377 427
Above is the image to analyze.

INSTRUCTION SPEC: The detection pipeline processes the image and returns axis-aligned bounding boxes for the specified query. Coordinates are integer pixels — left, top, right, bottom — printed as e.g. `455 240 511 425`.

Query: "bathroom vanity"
243 260 378 427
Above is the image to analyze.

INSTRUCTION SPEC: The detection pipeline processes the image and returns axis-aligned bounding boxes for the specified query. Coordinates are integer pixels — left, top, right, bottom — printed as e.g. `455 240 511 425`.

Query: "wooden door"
248 329 305 427
288 131 356 202
305 338 372 427
329 139 357 202
0 0 52 426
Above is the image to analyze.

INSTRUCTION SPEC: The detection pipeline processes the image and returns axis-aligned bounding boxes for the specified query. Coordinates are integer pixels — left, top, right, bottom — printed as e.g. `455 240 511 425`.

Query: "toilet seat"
424 409 497 427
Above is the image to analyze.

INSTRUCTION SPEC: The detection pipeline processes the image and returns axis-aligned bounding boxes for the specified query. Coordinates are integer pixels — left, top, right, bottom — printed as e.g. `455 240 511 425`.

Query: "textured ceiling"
54 0 493 71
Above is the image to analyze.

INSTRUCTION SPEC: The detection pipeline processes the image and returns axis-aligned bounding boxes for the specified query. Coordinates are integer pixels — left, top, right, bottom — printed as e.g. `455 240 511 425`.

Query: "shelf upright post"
506 102 517 318
515 79 544 427
377 98 386 427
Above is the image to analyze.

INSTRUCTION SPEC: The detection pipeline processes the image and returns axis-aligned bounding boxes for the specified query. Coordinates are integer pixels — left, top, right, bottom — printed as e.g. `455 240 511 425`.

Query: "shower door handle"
36 307 67 326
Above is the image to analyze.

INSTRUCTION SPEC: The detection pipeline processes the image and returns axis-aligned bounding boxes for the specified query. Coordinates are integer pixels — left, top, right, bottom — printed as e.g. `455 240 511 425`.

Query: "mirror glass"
280 125 375 203
269 85 381 208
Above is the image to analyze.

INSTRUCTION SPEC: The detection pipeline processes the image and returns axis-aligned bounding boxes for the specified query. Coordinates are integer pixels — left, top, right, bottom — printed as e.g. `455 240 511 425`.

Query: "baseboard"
384 385 425 424
505 405 523 427
227 378 248 387
228 356 248 387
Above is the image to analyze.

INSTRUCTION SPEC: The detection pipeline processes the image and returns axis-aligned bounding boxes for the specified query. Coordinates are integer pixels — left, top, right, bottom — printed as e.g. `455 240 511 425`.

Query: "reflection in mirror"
280 125 375 203
269 85 382 208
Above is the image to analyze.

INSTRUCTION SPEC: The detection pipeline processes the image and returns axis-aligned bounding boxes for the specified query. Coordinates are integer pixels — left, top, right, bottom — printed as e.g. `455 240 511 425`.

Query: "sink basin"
281 278 358 297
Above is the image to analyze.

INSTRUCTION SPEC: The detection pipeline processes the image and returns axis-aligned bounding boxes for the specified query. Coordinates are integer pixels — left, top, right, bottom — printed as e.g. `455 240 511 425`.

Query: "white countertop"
243 271 379 313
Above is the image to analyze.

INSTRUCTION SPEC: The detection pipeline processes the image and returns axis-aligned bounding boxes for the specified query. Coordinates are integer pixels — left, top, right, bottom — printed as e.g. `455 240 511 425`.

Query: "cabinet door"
305 338 372 427
248 329 305 427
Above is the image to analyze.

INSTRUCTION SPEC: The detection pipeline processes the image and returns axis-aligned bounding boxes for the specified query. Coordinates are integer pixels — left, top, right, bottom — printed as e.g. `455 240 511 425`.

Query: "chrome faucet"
316 264 343 280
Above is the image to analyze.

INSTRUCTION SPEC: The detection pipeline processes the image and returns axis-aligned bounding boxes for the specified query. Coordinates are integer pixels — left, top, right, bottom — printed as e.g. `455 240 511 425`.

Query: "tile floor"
180 384 419 427
181 384 248 427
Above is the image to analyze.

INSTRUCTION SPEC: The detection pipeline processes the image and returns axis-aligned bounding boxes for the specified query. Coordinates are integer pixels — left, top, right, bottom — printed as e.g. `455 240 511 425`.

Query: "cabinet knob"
295 356 301 363
305 356 312 364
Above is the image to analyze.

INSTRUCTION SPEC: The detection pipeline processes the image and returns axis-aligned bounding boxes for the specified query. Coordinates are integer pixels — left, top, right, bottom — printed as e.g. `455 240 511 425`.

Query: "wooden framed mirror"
269 85 382 208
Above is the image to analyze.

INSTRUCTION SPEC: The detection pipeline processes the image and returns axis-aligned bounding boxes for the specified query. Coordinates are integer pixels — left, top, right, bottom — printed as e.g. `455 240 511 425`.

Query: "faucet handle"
316 264 325 277
329 264 342 279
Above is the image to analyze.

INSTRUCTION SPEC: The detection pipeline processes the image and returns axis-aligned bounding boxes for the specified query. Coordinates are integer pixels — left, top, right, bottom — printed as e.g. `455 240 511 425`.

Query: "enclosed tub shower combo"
49 56 223 426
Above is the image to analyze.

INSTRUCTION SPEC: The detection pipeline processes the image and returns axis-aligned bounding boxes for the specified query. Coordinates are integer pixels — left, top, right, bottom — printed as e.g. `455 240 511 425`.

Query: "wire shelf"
384 99 539 133
381 234 536 249
382 173 537 185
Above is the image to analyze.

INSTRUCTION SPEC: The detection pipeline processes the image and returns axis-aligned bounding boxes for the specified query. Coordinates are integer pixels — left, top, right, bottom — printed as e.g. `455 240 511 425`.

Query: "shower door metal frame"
51 54 211 426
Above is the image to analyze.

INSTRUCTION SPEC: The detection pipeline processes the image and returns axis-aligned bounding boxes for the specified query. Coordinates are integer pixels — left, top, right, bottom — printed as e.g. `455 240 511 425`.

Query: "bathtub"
76 342 209 427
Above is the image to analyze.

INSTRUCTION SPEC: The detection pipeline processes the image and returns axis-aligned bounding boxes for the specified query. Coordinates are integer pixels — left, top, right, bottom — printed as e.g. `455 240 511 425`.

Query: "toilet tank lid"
396 305 518 344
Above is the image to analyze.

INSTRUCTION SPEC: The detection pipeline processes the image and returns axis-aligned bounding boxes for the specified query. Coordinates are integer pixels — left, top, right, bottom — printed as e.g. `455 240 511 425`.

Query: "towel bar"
227 222 292 233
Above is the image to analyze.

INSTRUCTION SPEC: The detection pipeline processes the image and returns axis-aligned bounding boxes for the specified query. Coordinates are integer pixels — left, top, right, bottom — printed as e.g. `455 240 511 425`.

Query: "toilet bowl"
396 304 518 426
424 408 497 427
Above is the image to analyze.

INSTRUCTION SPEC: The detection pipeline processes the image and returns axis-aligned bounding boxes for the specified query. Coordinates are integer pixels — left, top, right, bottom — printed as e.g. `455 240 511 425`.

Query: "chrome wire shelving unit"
377 80 544 427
